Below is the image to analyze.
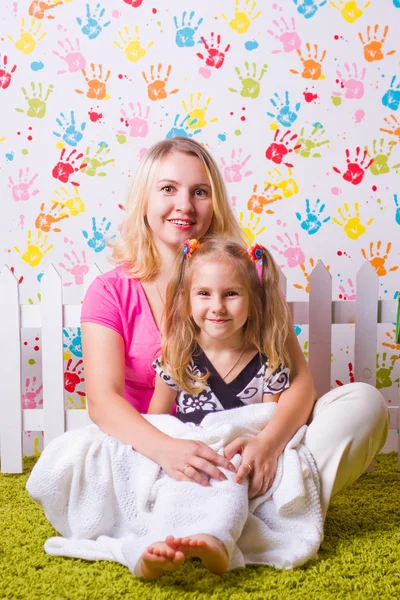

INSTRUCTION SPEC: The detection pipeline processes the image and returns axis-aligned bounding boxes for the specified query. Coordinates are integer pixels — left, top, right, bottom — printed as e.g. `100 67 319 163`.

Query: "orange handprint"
247 183 281 215
382 328 400 360
358 25 395 62
290 43 326 80
293 258 330 293
35 202 69 233
361 241 398 276
142 64 179 101
380 114 400 142
28 0 62 20
75 63 111 100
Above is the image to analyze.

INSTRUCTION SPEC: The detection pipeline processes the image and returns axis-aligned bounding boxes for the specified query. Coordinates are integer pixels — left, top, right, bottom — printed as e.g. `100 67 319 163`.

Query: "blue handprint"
267 92 301 128
382 76 400 111
166 114 202 139
82 217 116 253
294 325 302 336
394 194 400 225
76 3 111 40
295 198 330 235
393 0 400 7
292 0 327 18
173 11 203 48
53 111 86 147
63 328 82 358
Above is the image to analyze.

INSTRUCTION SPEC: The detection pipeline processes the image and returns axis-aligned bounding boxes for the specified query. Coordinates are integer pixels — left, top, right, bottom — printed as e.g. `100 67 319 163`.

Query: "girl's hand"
224 436 279 499
158 438 236 486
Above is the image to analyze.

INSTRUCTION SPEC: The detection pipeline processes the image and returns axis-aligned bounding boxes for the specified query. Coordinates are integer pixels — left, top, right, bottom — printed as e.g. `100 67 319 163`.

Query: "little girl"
141 236 294 577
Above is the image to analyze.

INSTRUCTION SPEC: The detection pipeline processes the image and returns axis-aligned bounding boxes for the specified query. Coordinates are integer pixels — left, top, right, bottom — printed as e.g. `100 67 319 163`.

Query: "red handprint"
265 129 301 168
333 147 373 185
336 362 355 386
64 358 85 395
197 33 231 69
123 0 143 6
52 148 87 187
0 55 17 90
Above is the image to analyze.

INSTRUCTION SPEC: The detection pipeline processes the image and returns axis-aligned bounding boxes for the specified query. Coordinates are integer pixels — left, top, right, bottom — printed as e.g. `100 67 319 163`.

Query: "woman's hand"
224 436 279 499
158 438 236 486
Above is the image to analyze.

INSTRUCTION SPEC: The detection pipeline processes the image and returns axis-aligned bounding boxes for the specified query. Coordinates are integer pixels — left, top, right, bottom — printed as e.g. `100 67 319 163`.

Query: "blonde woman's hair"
161 236 292 394
111 137 244 280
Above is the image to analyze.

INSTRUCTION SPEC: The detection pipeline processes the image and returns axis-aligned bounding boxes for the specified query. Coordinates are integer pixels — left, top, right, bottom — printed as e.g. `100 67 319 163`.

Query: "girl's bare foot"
165 534 228 575
140 542 185 579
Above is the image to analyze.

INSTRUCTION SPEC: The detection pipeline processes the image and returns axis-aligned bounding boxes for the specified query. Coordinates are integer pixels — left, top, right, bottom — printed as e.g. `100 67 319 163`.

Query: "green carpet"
1 454 399 600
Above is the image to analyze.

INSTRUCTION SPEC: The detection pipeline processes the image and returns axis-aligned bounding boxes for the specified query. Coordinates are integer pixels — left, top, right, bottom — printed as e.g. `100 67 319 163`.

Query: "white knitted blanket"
26 403 324 575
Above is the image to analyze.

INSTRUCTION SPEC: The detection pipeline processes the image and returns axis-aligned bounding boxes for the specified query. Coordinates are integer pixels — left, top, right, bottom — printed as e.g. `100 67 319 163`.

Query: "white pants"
304 382 389 516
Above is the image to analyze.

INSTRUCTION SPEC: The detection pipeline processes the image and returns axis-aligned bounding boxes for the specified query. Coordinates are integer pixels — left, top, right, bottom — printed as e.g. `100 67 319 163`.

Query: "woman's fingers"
197 444 236 473
179 465 210 487
234 463 251 484
224 437 245 460
189 456 228 482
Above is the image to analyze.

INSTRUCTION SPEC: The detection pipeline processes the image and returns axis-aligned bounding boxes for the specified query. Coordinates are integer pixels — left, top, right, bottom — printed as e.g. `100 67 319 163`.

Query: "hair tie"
183 239 201 258
247 243 264 263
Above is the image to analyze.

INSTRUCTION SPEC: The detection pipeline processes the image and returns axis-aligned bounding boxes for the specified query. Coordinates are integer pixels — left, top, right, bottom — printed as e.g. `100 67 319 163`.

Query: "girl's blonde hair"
161 236 292 394
111 137 244 280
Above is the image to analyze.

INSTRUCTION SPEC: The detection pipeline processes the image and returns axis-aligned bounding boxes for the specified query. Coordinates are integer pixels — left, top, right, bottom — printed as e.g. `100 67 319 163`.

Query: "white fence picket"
355 261 379 386
41 265 65 446
309 262 332 399
0 267 23 473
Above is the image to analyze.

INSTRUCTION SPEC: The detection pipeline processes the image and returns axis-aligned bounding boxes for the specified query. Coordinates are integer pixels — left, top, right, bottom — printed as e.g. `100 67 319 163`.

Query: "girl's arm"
82 322 234 483
148 375 177 414
225 319 317 497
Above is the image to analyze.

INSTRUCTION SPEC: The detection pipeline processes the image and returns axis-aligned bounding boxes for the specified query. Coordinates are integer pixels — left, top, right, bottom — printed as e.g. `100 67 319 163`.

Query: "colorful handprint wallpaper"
1 0 400 453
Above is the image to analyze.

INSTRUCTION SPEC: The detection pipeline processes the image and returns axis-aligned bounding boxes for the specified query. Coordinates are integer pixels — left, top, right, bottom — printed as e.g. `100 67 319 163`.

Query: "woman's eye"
162 186 174 193
194 189 207 197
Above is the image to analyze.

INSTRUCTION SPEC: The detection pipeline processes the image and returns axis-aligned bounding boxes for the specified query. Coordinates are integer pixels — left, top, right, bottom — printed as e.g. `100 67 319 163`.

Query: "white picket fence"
0 261 399 474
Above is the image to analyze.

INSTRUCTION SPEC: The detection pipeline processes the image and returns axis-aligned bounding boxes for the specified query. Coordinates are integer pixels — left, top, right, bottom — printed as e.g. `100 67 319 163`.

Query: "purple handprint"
220 149 252 183
8 168 39 202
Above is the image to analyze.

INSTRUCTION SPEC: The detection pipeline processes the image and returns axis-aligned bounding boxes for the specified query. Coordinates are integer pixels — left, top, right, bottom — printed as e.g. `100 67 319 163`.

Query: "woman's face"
145 151 214 253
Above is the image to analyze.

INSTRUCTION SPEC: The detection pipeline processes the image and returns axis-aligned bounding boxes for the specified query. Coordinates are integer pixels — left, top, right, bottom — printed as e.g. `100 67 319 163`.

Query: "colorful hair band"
247 243 264 263
183 239 201 258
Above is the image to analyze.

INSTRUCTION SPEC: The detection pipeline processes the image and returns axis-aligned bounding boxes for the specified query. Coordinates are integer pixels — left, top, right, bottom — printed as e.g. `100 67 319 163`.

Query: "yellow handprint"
332 202 373 240
330 1 370 24
239 211 266 244
14 230 53 267
264 167 299 198
8 18 47 55
114 25 153 63
53 186 85 217
222 0 261 34
181 93 218 129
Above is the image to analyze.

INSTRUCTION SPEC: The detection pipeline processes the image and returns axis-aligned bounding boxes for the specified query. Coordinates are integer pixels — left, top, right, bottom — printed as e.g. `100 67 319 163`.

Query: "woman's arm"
82 322 234 483
148 375 177 414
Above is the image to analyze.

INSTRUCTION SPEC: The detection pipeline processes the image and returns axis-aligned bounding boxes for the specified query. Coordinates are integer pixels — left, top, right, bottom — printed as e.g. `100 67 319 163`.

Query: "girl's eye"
226 291 238 297
198 291 209 296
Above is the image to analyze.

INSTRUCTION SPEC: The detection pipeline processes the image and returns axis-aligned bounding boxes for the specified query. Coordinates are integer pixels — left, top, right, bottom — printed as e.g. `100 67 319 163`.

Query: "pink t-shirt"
80 267 161 413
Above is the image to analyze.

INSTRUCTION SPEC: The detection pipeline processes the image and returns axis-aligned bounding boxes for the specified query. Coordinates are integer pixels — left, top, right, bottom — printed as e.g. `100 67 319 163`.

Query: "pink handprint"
119 102 150 137
22 376 43 408
267 17 301 54
335 63 365 100
271 232 305 268
52 148 87 186
0 54 17 89
53 37 86 75
265 129 301 168
338 278 356 300
59 250 89 286
197 32 230 69
220 149 252 182
333 147 373 185
8 168 39 201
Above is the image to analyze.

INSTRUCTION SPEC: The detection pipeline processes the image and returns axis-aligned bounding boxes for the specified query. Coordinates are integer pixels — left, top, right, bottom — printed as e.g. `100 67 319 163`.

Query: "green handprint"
376 352 397 389
229 61 268 99
82 143 115 176
365 138 400 176
15 82 54 119
295 124 330 158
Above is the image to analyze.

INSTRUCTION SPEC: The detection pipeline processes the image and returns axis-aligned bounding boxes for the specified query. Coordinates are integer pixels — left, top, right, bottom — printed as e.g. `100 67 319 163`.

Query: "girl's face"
146 152 214 253
190 258 250 347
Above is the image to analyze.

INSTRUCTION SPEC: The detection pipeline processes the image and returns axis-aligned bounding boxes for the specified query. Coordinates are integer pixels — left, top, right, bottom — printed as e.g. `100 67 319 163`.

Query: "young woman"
81 137 387 510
